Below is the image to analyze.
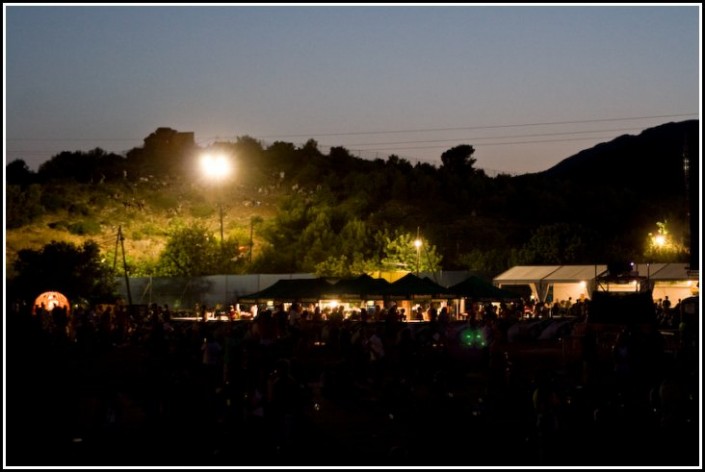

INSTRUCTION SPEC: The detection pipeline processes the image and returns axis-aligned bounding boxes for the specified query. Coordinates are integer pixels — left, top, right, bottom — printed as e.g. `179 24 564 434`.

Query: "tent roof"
495 263 696 285
448 275 519 300
238 277 333 302
542 265 608 282
323 274 391 299
637 263 697 280
382 273 450 298
493 265 561 284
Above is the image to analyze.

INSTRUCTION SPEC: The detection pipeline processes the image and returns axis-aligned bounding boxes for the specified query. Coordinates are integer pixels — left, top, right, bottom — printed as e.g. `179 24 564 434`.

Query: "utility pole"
218 202 225 245
414 226 422 277
250 217 255 264
117 225 133 308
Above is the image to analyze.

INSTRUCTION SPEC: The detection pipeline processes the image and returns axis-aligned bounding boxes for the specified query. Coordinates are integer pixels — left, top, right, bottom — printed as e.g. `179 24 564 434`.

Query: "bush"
190 203 216 219
149 193 179 211
6 185 44 228
40 186 71 212
67 219 102 235
140 222 165 236
68 203 91 216
48 220 70 231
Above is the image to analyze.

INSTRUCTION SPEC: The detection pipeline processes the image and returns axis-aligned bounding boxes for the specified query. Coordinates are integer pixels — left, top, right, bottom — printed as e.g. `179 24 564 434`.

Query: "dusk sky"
4 4 701 175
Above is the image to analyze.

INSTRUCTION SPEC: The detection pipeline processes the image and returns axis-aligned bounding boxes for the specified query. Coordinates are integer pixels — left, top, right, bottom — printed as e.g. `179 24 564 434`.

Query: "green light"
461 328 486 348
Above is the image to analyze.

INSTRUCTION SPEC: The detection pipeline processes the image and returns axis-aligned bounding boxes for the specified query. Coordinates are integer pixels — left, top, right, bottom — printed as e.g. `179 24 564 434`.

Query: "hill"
5 120 699 276
540 120 698 200
5 171 284 277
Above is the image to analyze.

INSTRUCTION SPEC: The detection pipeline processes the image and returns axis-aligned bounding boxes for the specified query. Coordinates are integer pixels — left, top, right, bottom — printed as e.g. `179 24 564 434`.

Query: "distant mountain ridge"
539 119 699 199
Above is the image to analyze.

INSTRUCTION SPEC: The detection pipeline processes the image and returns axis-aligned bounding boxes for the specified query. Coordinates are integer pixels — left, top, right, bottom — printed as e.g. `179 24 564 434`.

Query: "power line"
322 126 648 148
6 112 697 147
339 135 624 153
6 137 143 142
257 113 698 138
7 112 698 170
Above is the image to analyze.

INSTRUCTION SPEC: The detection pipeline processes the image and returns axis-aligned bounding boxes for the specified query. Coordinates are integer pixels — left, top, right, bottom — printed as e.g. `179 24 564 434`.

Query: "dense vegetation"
6 121 697 295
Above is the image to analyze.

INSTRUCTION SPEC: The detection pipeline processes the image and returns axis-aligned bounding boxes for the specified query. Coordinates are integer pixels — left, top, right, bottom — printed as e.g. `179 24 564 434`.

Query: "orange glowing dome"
33 291 71 315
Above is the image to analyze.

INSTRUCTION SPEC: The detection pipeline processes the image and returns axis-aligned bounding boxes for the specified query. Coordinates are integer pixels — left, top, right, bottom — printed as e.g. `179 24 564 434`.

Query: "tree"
301 138 322 156
313 220 374 277
440 144 477 176
155 223 235 276
458 247 516 275
235 135 265 156
6 184 44 228
379 230 442 273
36 148 126 183
315 255 369 278
6 159 35 186
10 240 118 305
644 220 689 262
517 223 596 264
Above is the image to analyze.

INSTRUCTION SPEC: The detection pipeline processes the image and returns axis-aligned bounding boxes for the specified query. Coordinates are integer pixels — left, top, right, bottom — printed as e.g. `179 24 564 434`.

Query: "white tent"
493 263 699 303
493 265 606 303
644 263 700 303
493 265 563 302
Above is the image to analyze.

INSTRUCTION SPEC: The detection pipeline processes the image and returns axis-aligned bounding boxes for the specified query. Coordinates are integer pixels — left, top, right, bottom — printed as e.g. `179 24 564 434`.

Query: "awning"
447 275 519 300
237 277 333 302
540 265 608 282
323 274 391 300
493 265 562 285
640 262 698 281
381 273 451 299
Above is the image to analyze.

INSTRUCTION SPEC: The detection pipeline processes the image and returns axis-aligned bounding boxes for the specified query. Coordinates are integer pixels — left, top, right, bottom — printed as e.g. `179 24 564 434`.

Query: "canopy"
493 265 562 285
323 274 391 300
639 263 698 281
448 275 519 300
541 265 608 282
381 273 450 299
237 277 333 302
493 263 697 302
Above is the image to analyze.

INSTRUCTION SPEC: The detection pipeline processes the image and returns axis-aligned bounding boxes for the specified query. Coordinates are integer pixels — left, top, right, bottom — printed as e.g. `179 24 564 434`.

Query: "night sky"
5 4 700 174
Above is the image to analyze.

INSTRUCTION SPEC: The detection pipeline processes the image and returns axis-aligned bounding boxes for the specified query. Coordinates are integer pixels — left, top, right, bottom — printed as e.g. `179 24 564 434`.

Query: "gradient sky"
4 4 701 175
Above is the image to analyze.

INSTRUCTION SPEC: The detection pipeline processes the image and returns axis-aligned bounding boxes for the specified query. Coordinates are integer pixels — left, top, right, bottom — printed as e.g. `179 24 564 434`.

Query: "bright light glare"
653 234 666 247
414 239 422 249
200 153 232 181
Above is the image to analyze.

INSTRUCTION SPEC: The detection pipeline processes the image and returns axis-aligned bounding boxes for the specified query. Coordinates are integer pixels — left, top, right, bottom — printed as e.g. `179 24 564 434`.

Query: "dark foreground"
6 314 700 467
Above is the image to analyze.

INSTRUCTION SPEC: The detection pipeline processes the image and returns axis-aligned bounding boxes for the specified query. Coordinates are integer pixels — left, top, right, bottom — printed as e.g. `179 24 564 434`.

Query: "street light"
414 227 422 276
200 152 233 313
200 152 232 243
653 234 666 248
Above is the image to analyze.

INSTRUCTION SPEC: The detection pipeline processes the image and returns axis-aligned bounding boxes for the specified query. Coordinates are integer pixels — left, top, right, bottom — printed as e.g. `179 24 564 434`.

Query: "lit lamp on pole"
414 237 422 276
649 232 667 263
199 152 232 244
653 234 666 249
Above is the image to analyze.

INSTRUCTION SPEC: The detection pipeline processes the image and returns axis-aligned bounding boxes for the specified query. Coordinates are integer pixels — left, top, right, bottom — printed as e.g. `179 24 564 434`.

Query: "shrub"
149 193 179 211
67 219 102 235
190 203 215 219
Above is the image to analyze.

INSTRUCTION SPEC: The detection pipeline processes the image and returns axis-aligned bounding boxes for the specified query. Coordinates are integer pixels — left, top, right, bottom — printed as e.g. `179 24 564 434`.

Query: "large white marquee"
493 263 700 304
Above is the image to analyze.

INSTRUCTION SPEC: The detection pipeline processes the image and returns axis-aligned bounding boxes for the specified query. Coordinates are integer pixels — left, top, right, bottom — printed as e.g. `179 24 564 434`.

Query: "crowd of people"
7 295 700 466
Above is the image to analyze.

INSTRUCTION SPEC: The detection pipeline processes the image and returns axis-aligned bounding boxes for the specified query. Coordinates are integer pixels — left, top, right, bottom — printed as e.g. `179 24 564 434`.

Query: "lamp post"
200 152 233 312
199 152 232 244
653 234 666 249
414 227 422 277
